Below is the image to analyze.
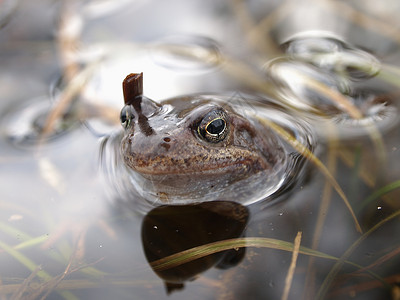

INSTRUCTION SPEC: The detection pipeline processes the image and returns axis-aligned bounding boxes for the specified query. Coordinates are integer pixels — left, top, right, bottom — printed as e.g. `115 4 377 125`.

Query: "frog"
119 73 289 207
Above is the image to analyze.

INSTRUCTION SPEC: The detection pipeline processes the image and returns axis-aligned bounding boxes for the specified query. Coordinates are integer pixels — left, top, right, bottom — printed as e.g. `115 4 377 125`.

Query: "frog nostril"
161 137 171 150
127 133 134 144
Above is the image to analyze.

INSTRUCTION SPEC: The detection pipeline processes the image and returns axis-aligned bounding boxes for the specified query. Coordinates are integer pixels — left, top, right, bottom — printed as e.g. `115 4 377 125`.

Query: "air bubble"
331 90 399 138
1 97 78 148
282 31 345 59
281 31 381 81
264 58 350 113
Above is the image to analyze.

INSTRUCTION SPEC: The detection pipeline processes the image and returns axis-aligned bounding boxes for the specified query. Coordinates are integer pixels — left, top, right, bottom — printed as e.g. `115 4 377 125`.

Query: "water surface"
0 1 399 300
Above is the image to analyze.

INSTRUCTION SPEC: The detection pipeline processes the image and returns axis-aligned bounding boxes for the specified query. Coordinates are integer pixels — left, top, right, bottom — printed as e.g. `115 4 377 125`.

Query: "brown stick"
123 73 143 105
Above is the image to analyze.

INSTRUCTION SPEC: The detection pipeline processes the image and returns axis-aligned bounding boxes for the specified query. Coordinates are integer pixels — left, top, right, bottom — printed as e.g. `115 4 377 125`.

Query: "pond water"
0 1 399 299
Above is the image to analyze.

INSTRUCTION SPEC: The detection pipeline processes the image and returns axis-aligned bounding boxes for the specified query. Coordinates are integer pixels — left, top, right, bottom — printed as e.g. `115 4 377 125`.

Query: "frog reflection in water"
141 201 249 293
119 73 288 206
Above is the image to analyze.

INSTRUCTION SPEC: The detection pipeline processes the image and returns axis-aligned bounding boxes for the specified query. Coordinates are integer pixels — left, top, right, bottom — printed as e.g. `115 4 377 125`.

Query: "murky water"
1 1 399 300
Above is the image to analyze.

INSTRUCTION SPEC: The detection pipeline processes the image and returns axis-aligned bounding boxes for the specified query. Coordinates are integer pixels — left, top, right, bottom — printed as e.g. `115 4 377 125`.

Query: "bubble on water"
282 31 381 81
331 90 400 138
268 280 275 288
50 69 121 138
149 35 222 73
282 31 346 58
316 49 381 81
264 58 350 113
268 32 395 139
0 96 78 148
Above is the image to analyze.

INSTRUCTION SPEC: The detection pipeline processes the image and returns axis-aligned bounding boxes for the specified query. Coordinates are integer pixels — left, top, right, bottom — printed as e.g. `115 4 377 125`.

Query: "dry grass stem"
281 231 302 300
254 115 362 233
323 0 400 45
303 136 338 300
231 0 282 57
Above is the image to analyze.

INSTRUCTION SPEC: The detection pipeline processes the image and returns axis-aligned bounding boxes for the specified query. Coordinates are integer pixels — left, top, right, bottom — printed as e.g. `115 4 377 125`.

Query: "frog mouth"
123 155 288 207
125 154 273 179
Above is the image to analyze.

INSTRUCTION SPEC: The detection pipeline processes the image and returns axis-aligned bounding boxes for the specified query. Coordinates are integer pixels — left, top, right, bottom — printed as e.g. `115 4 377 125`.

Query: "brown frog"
119 73 288 206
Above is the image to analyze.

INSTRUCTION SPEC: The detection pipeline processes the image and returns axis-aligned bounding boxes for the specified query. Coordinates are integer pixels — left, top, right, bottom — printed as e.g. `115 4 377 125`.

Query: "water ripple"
0 96 78 148
100 93 315 213
282 31 381 81
265 31 398 139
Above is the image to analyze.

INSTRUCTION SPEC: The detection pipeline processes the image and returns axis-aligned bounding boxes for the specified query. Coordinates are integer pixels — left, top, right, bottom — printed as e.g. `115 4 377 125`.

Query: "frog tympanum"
119 73 290 207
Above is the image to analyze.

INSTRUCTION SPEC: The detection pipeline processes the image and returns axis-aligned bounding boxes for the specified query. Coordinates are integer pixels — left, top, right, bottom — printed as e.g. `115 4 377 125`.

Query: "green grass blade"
0 239 51 281
359 179 400 211
254 116 362 233
150 236 366 272
316 209 400 300
0 239 78 299
13 234 49 250
0 221 33 241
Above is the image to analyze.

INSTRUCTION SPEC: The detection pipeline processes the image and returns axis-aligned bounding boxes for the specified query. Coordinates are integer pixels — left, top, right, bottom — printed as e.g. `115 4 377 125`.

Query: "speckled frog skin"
119 74 287 206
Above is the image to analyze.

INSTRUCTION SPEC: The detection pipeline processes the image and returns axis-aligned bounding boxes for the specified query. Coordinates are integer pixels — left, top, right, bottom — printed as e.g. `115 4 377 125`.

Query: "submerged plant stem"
359 179 400 211
40 63 97 140
303 140 338 300
0 240 76 300
149 235 384 289
282 231 302 300
230 0 282 57
338 149 376 188
150 237 335 271
323 0 400 46
254 115 362 233
379 65 400 88
316 209 400 300
302 74 363 120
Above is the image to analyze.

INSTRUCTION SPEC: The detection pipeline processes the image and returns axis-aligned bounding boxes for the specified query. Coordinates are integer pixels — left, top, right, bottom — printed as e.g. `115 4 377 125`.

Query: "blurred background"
0 0 399 299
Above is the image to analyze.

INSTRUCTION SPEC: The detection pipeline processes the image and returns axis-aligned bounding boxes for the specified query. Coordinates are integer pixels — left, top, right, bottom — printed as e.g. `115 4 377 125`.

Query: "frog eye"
198 109 229 143
120 105 135 129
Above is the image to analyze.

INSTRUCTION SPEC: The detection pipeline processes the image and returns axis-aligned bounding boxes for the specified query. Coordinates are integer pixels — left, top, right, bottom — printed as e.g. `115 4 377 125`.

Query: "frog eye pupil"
207 119 225 135
197 109 229 143
121 113 127 124
120 105 134 129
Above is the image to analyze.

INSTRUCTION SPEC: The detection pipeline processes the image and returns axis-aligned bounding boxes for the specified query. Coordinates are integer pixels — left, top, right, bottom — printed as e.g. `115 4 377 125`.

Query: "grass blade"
359 179 400 211
0 239 51 281
149 237 337 272
316 209 400 299
282 232 302 300
254 116 362 233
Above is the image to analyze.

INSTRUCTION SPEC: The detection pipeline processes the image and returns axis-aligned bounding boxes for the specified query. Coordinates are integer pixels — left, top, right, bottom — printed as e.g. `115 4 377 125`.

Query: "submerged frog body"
117 73 291 207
